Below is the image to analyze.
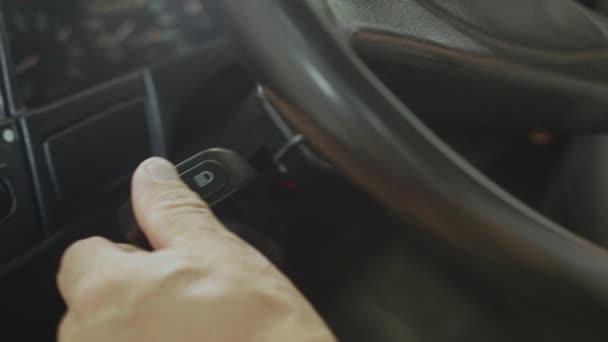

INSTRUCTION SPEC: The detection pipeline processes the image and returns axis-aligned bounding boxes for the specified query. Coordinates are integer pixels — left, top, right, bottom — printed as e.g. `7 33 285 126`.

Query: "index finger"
130 158 229 250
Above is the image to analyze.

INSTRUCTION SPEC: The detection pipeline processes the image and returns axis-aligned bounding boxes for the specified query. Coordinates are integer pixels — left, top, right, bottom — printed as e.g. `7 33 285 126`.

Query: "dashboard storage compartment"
43 99 151 202
22 74 155 232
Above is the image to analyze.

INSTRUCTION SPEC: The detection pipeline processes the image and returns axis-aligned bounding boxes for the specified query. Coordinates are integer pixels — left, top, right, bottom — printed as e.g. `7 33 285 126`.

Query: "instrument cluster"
2 0 213 107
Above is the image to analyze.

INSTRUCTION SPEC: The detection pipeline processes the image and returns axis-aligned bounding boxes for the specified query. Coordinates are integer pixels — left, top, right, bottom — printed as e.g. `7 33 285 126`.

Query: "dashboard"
1 0 213 108
0 0 241 264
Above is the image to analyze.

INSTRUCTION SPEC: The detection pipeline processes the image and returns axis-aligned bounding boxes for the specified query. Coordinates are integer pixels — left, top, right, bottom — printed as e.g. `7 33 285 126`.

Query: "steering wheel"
212 0 608 333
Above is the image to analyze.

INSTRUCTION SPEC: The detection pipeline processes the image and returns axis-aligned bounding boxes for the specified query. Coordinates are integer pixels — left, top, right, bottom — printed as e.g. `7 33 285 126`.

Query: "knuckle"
152 250 207 281
64 236 102 254
71 270 124 314
60 237 105 268
152 188 209 213
149 189 223 235
163 209 213 235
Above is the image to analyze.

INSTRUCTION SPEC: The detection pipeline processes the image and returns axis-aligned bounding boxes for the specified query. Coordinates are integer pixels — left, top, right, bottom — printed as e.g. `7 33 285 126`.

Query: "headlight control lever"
119 148 256 249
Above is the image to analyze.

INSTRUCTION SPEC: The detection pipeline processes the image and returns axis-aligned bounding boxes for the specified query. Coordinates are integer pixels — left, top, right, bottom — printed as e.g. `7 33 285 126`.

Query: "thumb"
131 157 227 250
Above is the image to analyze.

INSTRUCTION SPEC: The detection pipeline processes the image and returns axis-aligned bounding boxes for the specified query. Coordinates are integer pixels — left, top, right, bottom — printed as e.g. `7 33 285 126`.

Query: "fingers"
131 158 228 250
57 237 128 306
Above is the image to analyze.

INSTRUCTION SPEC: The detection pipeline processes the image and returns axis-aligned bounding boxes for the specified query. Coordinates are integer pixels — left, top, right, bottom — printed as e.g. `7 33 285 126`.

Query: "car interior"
2 0 608 341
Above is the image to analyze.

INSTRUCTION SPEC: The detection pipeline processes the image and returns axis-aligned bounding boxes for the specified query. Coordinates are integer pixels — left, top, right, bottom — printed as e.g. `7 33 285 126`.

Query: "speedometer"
82 0 211 67
1 0 213 108
2 1 93 106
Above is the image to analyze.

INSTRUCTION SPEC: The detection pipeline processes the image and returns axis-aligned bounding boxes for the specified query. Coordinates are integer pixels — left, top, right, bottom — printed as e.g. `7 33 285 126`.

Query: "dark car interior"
3 0 608 341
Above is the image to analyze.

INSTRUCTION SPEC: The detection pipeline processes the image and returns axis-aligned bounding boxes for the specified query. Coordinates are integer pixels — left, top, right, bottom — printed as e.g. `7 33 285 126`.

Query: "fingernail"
141 158 179 181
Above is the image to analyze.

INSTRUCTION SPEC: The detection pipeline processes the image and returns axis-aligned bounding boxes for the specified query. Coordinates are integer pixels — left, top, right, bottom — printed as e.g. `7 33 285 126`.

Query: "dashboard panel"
1 0 213 108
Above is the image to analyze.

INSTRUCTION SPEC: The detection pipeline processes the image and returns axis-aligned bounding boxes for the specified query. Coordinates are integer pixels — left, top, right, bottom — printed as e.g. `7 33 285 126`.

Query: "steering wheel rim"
211 0 608 325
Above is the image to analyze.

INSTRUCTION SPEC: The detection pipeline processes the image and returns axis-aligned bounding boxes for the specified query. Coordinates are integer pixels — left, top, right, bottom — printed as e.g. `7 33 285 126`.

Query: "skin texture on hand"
57 158 336 342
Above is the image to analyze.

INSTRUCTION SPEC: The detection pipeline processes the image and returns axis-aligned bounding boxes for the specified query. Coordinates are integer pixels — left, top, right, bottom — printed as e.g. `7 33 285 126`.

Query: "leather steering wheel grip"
209 0 608 336
424 0 608 50
331 0 608 132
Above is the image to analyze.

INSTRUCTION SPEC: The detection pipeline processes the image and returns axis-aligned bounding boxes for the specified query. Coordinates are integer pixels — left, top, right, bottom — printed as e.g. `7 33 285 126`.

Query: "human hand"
57 157 336 342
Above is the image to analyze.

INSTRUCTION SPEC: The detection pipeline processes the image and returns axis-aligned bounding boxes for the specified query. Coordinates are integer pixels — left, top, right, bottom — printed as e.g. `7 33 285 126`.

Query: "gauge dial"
2 2 93 105
1 0 212 108
83 0 211 67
